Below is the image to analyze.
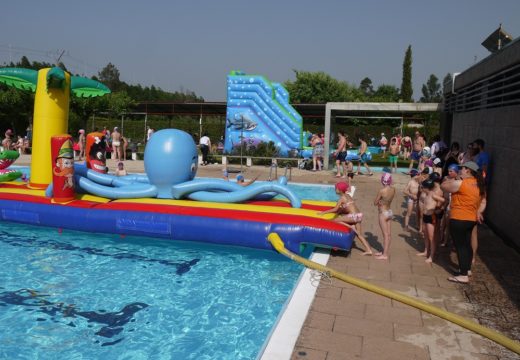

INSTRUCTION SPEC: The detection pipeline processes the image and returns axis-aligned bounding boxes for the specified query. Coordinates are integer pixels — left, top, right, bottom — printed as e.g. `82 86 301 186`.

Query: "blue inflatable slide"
225 71 303 156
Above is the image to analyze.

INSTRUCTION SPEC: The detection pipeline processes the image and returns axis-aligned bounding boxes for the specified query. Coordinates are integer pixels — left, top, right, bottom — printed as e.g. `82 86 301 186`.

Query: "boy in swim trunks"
356 135 373 176
417 179 445 264
388 137 399 173
408 131 425 173
318 182 373 255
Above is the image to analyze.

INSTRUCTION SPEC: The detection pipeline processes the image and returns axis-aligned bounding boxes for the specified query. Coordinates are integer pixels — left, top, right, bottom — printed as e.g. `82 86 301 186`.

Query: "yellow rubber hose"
267 232 520 355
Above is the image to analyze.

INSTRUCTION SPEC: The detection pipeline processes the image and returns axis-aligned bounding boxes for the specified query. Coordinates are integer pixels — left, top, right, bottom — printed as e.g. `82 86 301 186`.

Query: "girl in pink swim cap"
318 181 374 255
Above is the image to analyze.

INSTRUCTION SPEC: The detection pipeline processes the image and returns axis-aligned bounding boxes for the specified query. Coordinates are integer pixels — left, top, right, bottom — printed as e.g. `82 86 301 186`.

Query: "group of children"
402 165 460 264
321 162 464 265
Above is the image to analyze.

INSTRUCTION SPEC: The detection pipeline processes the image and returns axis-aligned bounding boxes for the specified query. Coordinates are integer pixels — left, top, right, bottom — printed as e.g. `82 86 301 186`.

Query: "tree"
420 74 442 102
98 63 123 91
284 70 362 103
442 73 453 94
359 77 374 98
372 84 400 102
400 45 413 102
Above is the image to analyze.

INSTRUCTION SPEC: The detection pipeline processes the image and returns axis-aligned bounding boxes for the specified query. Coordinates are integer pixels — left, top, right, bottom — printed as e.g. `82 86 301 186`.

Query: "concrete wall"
451 105 520 247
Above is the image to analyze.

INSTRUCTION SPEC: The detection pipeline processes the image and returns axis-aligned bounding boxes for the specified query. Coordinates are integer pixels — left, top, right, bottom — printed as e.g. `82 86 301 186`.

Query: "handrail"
267 232 520 356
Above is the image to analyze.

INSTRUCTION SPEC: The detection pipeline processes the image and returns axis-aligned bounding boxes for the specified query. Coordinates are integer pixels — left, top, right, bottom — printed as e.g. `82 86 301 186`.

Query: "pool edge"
257 248 330 360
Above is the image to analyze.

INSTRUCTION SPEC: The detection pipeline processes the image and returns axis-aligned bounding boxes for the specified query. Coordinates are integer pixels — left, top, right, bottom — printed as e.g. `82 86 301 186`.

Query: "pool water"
286 183 337 201
0 221 302 359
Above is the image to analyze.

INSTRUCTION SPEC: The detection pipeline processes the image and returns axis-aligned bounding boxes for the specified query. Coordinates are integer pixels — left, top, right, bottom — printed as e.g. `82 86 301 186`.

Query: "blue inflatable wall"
225 71 303 156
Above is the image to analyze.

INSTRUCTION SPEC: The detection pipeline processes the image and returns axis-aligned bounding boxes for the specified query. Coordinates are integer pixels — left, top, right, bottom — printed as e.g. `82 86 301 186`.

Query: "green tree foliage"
420 74 442 102
97 62 123 91
284 70 362 103
442 73 453 94
400 45 413 102
359 77 374 97
372 84 400 102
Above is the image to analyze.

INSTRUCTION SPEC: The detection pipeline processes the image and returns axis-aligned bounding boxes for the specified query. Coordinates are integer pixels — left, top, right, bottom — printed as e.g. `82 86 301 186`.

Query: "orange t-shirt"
450 178 481 221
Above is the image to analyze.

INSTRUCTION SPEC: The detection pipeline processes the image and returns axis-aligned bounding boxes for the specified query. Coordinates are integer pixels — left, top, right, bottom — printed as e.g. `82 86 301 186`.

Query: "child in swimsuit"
403 169 420 230
417 178 445 264
318 182 373 255
373 173 396 260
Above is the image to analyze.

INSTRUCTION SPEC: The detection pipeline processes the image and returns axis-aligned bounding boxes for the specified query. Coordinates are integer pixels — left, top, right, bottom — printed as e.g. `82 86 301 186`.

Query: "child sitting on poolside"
318 182 373 255
115 162 127 176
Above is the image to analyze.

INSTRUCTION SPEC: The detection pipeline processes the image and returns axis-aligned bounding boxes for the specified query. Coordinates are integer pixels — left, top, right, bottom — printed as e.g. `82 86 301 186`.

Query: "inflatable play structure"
0 67 354 254
225 71 303 156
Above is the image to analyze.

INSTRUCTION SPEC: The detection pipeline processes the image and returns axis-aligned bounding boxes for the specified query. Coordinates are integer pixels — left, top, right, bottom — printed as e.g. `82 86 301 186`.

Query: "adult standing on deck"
310 134 323 171
408 131 425 173
379 133 388 158
78 129 86 161
199 132 211 166
441 161 486 284
334 131 348 177
356 135 373 176
111 127 122 161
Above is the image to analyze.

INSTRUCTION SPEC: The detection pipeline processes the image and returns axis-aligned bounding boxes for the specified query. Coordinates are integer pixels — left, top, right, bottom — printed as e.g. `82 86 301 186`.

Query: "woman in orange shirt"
441 161 486 284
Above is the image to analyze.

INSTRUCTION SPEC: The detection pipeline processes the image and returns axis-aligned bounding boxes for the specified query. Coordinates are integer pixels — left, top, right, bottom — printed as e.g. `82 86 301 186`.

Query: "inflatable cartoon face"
88 136 107 173
144 129 198 198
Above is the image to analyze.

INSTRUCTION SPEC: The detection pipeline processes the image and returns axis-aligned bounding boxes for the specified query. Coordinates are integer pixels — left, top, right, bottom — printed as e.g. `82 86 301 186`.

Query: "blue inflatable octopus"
66 129 301 207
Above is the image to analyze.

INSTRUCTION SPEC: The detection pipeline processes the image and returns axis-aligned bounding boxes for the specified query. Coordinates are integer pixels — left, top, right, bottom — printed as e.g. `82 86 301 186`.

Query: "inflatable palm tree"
0 67 110 188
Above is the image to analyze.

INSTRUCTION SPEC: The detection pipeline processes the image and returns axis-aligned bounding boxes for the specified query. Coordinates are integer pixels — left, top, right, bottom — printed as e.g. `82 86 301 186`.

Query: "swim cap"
78 129 85 134
429 172 441 183
447 164 459 172
409 169 419 177
422 147 431 158
335 181 349 193
422 179 435 190
236 174 244 182
381 172 392 186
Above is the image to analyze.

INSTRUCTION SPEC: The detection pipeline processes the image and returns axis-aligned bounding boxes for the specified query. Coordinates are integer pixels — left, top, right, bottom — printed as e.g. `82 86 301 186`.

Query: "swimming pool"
0 221 303 359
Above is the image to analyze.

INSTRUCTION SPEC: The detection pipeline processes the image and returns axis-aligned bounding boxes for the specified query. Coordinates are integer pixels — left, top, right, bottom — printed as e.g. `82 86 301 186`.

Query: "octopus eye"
191 163 196 173
96 152 103 160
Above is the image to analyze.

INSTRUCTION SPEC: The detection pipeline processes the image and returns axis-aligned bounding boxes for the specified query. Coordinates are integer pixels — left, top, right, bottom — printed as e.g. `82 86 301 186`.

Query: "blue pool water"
0 221 303 359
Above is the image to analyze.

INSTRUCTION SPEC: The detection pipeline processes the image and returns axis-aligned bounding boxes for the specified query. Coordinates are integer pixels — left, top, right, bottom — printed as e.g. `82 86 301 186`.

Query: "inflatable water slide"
225 71 303 156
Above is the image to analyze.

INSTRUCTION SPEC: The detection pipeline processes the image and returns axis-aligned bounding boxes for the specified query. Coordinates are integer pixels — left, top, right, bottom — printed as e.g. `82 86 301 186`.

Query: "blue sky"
2 0 519 101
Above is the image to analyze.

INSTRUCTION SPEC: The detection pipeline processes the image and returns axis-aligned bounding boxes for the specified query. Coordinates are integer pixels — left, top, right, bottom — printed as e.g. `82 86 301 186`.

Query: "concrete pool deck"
15 155 520 359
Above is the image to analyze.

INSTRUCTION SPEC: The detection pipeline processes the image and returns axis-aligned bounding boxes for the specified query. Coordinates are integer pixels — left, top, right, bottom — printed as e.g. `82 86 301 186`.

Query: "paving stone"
341 287 392 307
296 327 362 355
291 347 327 360
334 315 394 339
364 303 423 326
303 310 335 332
360 336 430 360
310 297 366 319
315 284 342 300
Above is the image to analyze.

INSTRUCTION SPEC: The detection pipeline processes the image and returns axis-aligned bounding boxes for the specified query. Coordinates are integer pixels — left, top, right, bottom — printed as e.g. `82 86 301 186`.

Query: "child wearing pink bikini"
373 173 396 260
318 182 373 255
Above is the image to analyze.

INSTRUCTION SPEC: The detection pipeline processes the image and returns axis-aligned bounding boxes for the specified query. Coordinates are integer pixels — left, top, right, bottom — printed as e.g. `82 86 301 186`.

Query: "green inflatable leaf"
70 76 111 98
0 68 37 92
47 67 66 90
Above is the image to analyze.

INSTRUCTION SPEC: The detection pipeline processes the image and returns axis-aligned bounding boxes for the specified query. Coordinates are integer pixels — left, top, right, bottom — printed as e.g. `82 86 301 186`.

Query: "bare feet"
375 254 388 260
361 251 373 256
374 252 383 256
425 257 433 264
416 252 427 257
447 275 469 284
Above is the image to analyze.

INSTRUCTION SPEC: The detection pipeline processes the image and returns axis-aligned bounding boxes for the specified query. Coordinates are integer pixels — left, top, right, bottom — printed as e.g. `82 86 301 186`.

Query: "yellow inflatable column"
30 68 70 189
